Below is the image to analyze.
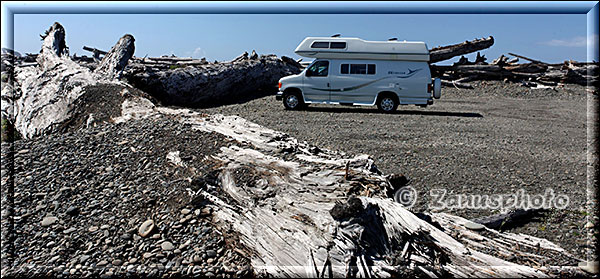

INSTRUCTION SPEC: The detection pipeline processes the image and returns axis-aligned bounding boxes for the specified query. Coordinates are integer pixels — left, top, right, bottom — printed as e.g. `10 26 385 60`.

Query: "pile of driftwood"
12 35 597 93
427 37 598 90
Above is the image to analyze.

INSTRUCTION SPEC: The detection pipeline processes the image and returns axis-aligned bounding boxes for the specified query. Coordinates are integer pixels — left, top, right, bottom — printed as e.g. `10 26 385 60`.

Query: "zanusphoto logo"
429 188 570 211
393 187 570 212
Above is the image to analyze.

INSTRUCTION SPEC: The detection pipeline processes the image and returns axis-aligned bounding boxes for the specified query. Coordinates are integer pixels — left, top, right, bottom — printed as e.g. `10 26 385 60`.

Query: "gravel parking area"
198 81 593 260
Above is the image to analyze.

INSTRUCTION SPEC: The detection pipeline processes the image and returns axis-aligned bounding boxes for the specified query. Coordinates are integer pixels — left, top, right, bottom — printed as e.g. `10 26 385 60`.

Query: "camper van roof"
294 37 430 61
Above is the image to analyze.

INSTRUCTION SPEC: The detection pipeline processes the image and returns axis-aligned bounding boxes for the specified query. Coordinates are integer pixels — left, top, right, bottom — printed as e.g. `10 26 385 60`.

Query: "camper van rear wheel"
377 94 398 113
283 92 304 110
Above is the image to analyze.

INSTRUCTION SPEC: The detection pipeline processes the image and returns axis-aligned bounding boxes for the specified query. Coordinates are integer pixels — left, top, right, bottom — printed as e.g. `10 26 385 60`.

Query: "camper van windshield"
306 60 329 77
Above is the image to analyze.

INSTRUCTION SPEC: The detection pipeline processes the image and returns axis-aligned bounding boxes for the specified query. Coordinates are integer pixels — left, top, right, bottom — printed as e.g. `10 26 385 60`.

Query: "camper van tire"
376 92 399 113
283 90 305 110
433 78 442 99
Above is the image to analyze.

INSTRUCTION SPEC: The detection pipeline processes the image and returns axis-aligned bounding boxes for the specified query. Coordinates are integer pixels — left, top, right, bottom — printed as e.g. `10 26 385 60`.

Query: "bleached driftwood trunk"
114 99 584 278
11 22 142 139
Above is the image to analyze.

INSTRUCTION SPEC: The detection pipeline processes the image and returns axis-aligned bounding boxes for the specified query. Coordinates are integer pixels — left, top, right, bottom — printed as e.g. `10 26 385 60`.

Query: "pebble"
161 241 175 251
179 239 191 250
65 206 79 216
143 252 154 259
1 117 254 278
138 219 155 237
206 249 217 258
41 216 58 227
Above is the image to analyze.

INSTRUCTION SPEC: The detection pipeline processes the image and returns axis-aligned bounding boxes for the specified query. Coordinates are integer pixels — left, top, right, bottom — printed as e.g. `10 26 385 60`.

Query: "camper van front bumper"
276 91 284 100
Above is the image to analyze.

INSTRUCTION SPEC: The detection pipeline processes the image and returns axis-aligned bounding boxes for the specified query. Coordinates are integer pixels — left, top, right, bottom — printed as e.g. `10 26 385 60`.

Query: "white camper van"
276 37 441 113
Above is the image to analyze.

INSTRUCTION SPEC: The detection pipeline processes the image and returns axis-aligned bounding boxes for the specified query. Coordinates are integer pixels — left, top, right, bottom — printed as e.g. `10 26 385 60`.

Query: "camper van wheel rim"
380 98 395 111
285 95 299 108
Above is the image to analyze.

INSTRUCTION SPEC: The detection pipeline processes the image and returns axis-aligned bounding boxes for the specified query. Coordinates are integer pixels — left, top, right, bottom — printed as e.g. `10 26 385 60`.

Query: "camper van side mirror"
305 69 313 77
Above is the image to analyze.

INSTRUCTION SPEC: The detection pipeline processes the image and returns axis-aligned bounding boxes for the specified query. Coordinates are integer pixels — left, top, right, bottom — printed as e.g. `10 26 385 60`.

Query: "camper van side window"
330 42 347 49
368 64 376 75
341 64 349 74
350 64 367 74
311 42 329 48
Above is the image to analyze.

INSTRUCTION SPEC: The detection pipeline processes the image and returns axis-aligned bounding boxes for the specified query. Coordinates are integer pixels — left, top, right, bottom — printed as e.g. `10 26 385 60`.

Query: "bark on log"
429 36 494 63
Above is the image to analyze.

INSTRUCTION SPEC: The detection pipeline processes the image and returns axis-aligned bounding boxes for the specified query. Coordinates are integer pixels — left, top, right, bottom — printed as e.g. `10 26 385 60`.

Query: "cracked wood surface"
115 98 583 277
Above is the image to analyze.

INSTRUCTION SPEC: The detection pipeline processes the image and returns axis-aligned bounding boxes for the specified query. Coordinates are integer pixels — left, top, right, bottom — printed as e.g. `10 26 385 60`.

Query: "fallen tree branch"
508 52 547 64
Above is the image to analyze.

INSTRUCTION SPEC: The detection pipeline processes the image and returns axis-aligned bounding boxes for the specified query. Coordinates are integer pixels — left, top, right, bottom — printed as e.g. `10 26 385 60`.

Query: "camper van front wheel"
377 94 398 113
283 92 304 110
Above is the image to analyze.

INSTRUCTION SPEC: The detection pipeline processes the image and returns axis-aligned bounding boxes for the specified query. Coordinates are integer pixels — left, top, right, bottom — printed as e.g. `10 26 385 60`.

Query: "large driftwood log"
429 36 494 64
11 22 148 139
123 52 302 107
111 99 585 278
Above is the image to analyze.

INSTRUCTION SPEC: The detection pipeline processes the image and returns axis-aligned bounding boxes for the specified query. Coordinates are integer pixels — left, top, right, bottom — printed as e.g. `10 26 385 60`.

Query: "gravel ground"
198 80 593 260
1 117 251 278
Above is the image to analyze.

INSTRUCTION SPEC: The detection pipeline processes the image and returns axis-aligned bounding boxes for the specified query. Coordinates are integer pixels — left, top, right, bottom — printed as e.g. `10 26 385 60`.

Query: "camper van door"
303 60 331 102
329 60 377 104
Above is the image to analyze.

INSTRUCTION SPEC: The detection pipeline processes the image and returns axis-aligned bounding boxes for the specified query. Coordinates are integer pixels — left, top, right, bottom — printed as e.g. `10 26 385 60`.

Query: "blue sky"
9 13 591 64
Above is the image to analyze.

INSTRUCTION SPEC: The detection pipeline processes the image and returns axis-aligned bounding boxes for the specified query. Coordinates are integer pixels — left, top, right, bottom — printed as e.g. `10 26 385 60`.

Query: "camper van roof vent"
331 34 341 38
388 37 398 41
